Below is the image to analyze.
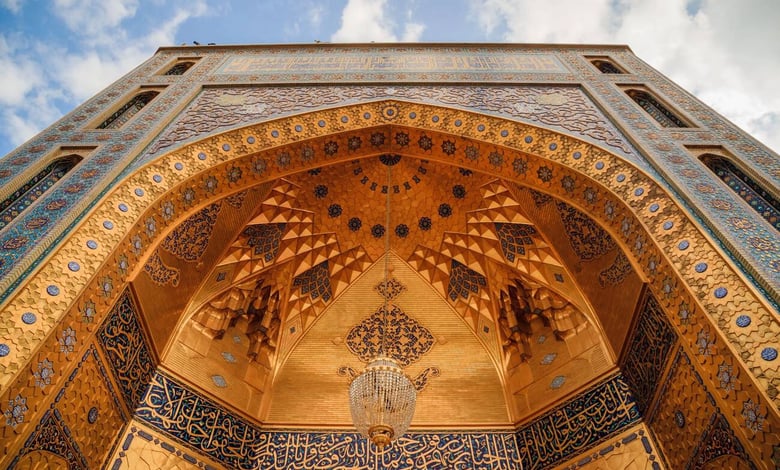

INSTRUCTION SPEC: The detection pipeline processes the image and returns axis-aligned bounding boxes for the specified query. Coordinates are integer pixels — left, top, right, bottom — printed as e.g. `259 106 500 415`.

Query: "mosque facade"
0 43 777 468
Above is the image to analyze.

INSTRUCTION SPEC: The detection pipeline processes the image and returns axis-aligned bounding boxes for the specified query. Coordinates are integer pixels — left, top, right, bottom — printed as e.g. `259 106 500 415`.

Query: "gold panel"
108 419 226 470
556 422 665 469
266 252 511 427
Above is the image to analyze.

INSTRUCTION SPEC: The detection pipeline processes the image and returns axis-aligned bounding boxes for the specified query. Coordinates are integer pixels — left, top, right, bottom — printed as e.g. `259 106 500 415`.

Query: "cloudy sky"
1 0 778 156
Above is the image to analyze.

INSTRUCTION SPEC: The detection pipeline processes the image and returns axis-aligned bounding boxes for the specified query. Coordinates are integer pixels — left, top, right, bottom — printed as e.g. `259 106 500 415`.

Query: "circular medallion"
87 407 99 424
761 348 778 361
674 411 685 428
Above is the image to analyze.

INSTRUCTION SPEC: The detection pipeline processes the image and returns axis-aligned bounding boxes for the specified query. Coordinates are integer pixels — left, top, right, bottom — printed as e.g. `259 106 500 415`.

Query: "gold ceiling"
140 155 627 427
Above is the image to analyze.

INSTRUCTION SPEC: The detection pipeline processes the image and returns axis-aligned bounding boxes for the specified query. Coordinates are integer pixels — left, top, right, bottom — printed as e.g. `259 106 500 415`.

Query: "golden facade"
0 44 777 468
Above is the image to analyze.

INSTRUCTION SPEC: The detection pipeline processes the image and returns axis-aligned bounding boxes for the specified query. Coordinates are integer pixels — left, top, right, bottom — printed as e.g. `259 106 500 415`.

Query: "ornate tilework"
225 190 247 208
346 304 434 367
688 413 757 469
142 250 180 286
704 156 780 232
161 203 221 262
598 251 633 287
145 85 636 160
556 201 616 260
374 277 406 300
447 260 487 301
0 156 80 230
516 374 641 469
411 367 440 392
292 261 332 302
12 410 87 469
3 394 27 428
254 430 522 468
98 289 156 409
494 222 537 262
135 372 261 470
109 424 222 470
621 291 677 414
530 189 553 207
118 372 637 469
243 223 286 262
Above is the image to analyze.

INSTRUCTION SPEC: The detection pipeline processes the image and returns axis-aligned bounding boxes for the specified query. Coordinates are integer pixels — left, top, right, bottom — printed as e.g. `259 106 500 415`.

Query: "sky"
1 0 778 157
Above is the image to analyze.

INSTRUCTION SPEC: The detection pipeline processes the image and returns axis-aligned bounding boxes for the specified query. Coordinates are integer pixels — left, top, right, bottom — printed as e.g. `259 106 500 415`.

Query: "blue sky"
1 0 778 156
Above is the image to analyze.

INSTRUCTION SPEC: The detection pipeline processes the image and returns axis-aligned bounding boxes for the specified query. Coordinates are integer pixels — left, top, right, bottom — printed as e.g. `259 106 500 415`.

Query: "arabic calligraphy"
218 51 567 75
254 431 521 469
135 372 261 470
97 289 156 408
517 374 641 469
134 371 637 469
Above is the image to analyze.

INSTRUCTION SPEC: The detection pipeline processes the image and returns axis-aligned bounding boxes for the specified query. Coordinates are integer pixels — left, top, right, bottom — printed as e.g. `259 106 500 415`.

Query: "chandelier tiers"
348 157 417 448
348 356 417 448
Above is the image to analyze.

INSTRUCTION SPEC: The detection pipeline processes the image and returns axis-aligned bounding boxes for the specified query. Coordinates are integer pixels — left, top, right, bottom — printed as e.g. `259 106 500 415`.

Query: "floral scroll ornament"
346 304 435 367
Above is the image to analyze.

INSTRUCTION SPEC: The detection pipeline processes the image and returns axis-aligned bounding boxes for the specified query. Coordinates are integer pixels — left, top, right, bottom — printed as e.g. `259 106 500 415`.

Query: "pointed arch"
1 100 776 461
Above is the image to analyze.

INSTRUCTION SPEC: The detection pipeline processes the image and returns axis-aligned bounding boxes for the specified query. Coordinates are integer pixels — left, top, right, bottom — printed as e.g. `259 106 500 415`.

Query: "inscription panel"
218 50 568 75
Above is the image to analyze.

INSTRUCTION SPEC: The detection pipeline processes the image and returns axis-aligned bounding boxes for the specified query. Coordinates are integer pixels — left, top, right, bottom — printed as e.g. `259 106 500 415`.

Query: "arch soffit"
1 100 777 418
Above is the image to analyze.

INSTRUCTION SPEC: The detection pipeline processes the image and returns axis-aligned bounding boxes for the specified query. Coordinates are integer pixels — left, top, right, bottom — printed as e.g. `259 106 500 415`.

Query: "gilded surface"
517 374 640 468
0 100 775 467
558 422 665 469
5 345 126 469
266 254 510 426
135 372 260 469
98 289 156 409
621 290 678 414
143 85 637 161
108 420 224 470
0 43 778 469
650 348 760 468
134 369 635 469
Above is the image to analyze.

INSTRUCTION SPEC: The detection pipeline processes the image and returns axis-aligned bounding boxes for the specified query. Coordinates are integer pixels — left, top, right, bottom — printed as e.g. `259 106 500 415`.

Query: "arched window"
164 61 195 75
626 89 688 128
591 59 623 74
701 155 780 231
0 155 82 229
97 91 159 129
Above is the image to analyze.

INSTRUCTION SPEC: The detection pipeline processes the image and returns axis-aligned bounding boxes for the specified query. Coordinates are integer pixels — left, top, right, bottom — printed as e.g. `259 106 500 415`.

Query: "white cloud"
308 3 324 29
0 0 210 153
52 0 140 41
0 0 23 13
0 38 45 106
331 0 424 42
469 0 780 153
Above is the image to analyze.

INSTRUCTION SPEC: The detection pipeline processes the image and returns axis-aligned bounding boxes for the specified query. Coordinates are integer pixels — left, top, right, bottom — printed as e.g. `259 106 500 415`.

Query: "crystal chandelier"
348 158 417 448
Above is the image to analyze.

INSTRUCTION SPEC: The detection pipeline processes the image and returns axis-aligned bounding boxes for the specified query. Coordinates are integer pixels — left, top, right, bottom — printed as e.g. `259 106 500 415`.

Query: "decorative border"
135 371 636 469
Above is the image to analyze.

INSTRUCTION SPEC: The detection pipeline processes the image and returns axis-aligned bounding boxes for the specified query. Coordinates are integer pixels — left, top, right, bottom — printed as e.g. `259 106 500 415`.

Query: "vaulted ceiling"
130 154 643 427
